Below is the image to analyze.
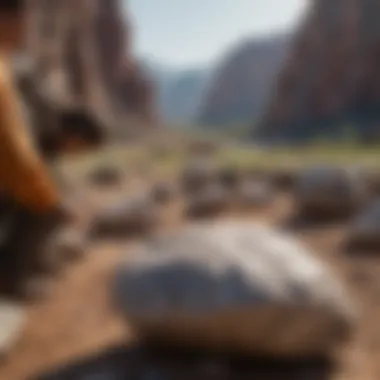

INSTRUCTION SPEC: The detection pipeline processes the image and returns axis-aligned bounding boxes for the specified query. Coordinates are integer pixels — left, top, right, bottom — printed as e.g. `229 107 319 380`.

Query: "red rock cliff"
255 0 380 142
24 0 156 133
197 34 290 127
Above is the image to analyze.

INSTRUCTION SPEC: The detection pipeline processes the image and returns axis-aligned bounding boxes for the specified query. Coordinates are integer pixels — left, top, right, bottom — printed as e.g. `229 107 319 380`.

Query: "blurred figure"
0 0 60 213
0 1 101 298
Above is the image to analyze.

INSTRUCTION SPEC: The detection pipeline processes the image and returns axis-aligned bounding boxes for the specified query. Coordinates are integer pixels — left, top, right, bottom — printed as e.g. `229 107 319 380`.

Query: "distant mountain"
196 34 291 128
141 60 210 125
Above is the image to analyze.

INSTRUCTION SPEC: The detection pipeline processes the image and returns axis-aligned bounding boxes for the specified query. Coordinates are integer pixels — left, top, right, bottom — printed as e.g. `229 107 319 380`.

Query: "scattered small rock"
236 179 274 208
181 159 219 195
365 169 380 196
346 198 380 251
270 168 296 192
48 228 88 262
217 167 240 191
185 184 230 218
91 196 158 238
151 182 177 205
294 165 369 219
87 165 123 187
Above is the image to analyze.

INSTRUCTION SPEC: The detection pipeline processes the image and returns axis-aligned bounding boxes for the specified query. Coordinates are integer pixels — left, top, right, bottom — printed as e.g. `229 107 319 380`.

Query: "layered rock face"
23 0 155 138
197 35 290 127
113 221 355 357
255 0 380 143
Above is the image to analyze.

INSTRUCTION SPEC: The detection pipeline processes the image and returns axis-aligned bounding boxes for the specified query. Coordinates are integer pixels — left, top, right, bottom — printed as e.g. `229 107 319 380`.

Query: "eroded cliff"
255 0 380 143
197 35 290 128
22 0 156 142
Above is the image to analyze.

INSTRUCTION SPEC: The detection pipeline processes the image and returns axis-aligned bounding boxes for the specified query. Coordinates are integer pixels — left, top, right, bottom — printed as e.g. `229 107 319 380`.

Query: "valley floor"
1 142 380 380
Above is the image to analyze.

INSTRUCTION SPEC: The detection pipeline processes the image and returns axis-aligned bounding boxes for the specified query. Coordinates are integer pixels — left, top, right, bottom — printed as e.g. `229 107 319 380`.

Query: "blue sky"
127 0 307 68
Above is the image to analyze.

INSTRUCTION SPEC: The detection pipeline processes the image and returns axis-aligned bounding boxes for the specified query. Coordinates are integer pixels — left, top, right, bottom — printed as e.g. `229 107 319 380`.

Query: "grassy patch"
56 137 380 183
218 143 380 170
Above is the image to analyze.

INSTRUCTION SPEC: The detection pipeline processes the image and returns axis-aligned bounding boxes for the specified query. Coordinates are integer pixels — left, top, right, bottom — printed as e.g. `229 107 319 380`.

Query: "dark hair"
0 1 21 12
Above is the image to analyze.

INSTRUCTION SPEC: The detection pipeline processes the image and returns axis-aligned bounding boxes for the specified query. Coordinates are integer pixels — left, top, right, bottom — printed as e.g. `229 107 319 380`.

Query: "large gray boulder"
294 166 369 218
113 221 356 357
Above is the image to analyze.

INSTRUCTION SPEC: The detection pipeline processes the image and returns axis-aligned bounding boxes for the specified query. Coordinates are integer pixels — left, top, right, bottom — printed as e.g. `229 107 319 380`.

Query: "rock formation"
255 0 380 143
294 165 370 219
197 34 290 127
113 221 356 357
22 0 156 141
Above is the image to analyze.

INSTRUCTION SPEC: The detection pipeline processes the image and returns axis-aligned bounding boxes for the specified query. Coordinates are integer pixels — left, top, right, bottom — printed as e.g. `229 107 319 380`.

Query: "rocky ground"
0 145 379 380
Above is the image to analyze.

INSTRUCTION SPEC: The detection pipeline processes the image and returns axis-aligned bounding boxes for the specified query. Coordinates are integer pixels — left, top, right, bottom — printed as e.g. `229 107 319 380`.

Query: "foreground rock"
113 221 355 357
294 166 369 219
185 184 230 218
91 196 158 238
346 199 380 251
0 301 25 356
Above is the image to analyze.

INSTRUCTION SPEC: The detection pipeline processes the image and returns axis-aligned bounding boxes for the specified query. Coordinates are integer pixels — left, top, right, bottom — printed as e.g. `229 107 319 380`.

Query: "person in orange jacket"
0 1 103 298
0 1 61 214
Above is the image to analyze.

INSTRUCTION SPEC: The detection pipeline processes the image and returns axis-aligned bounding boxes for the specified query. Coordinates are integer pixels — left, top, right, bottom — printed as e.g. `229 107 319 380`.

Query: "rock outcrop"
113 221 356 357
255 0 380 143
22 0 156 141
294 166 369 219
197 34 290 128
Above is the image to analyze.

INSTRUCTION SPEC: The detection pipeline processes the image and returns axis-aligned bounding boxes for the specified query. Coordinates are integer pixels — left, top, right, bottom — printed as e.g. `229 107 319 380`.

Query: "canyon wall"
254 0 380 143
23 0 156 142
197 34 290 128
